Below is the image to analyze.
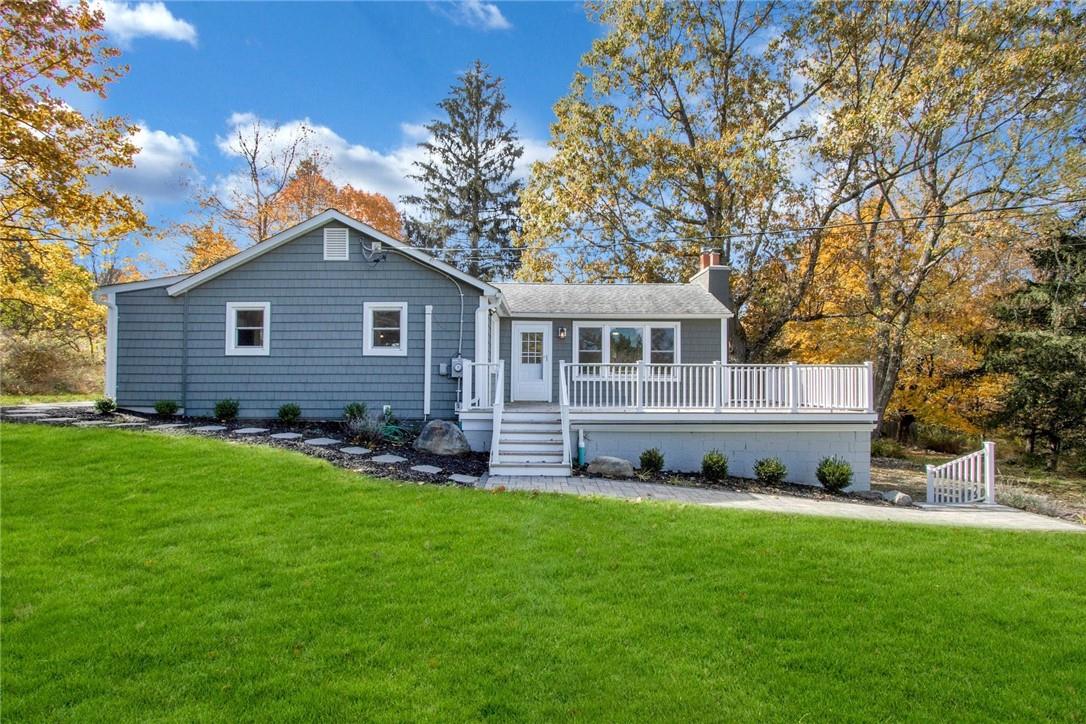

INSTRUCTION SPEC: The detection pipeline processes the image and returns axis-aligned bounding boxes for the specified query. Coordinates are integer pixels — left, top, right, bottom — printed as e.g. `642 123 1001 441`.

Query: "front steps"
490 408 571 476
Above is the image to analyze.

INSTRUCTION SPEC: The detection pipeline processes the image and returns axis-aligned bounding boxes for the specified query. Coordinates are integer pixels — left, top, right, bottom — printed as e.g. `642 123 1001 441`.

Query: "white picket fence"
926 441 997 505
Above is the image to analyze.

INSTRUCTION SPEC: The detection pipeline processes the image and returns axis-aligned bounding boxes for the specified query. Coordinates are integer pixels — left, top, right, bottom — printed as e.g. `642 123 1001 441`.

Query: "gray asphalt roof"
494 283 732 317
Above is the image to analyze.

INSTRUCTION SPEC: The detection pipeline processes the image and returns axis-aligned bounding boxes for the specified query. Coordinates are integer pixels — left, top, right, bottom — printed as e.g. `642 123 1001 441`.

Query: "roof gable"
164 210 498 297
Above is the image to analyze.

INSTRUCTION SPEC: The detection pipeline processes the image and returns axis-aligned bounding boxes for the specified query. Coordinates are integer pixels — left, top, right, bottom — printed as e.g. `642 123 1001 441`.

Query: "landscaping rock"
270 432 303 440
372 454 407 464
855 491 885 501
587 456 635 478
233 427 269 435
413 420 470 456
340 446 371 455
883 490 913 506
192 425 226 432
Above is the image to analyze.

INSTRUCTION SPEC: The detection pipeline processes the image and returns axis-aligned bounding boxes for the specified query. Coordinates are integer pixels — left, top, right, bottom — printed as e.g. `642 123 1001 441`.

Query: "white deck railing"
926 441 996 505
564 361 873 413
459 360 502 411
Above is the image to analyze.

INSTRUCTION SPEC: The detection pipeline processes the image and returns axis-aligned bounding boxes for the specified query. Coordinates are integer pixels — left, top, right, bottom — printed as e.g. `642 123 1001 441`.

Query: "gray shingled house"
97 209 876 485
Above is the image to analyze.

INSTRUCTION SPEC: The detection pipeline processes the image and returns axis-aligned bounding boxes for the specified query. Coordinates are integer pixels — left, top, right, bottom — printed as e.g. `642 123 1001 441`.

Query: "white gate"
926 441 997 505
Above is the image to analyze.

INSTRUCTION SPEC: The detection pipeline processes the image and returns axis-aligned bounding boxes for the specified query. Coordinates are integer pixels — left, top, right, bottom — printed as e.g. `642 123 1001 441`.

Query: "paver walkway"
481 475 1085 532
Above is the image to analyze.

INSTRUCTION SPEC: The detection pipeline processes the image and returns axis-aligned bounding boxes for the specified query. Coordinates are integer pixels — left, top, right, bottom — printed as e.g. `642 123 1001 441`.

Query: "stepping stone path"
74 420 111 426
41 417 77 422
108 422 146 427
448 474 479 484
192 425 227 432
410 464 442 475
270 432 303 440
372 454 407 464
6 412 47 417
149 423 189 430
233 427 269 435
340 446 371 455
304 437 340 446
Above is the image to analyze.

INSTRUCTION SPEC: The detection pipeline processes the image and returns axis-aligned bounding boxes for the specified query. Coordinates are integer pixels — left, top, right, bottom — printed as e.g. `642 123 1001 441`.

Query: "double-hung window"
363 302 408 356
573 322 679 373
226 302 271 356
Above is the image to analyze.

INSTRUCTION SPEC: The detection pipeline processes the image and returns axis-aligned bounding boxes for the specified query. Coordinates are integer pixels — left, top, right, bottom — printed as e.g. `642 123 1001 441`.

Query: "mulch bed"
1 405 489 485
571 465 896 507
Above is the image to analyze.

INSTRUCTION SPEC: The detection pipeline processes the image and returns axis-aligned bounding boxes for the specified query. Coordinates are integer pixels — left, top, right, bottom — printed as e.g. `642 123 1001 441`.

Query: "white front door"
511 322 551 402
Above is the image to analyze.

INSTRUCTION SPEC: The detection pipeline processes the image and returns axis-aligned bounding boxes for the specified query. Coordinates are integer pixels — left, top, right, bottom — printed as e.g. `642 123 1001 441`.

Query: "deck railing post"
863 361 874 413
636 360 645 411
713 361 722 411
788 361 799 412
926 464 935 504
983 440 997 505
462 359 473 410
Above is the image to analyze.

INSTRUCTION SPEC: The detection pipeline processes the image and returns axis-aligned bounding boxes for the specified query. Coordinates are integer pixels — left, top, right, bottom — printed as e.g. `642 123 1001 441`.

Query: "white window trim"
363 302 408 356
323 227 350 261
225 302 271 356
572 321 681 370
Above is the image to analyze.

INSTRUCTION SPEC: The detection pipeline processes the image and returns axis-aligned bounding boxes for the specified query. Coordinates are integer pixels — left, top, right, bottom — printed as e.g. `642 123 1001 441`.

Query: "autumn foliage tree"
271 158 403 239
1 0 148 392
180 222 239 273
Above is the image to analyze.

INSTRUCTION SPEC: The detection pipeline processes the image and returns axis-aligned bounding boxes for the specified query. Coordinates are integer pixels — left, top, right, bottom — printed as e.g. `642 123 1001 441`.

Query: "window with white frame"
573 322 679 368
363 302 407 356
225 302 270 355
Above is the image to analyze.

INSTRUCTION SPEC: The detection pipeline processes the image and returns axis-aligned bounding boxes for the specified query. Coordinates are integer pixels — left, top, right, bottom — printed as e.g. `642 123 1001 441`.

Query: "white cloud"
107 124 200 201
95 1 197 46
215 113 552 210
432 0 512 31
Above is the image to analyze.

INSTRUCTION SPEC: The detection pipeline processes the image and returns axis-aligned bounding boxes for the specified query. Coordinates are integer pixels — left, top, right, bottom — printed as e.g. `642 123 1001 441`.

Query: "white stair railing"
488 360 505 465
559 360 571 467
926 441 996 505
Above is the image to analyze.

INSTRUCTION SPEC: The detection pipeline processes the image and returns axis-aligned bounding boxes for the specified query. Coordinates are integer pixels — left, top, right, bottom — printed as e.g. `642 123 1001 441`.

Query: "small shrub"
639 448 664 475
753 457 787 485
701 449 729 481
214 398 240 421
277 403 301 423
343 402 367 421
94 398 117 414
871 437 907 459
816 456 853 492
153 400 179 416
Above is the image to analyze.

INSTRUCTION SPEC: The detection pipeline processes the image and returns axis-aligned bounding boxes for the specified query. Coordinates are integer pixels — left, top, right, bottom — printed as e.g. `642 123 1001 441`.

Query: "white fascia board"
95 274 191 299
166 209 498 297
503 312 733 319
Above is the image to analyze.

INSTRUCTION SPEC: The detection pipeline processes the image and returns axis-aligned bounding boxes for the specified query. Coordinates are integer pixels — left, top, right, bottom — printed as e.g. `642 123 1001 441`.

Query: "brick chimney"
691 247 732 310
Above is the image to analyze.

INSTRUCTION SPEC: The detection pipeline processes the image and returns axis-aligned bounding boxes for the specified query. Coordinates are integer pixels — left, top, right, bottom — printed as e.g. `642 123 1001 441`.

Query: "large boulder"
587 455 635 478
882 490 913 507
414 420 471 456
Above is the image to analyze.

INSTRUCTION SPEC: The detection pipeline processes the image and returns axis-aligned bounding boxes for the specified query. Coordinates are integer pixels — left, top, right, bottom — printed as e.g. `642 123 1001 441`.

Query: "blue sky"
89 1 601 271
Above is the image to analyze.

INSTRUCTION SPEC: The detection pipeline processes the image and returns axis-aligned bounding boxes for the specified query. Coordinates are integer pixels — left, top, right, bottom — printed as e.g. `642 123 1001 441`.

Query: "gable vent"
323 228 350 261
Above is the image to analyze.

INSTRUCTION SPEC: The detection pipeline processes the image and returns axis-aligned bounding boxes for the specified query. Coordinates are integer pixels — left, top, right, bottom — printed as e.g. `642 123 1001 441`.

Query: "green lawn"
3 425 1084 721
0 392 94 406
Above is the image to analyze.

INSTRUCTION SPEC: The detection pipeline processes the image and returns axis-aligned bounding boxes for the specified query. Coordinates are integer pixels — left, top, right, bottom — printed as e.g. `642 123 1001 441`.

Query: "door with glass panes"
511 322 551 401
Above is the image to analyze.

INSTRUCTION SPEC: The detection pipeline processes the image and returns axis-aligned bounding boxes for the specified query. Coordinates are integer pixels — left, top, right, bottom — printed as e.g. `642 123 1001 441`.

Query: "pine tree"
986 227 1086 470
403 60 523 280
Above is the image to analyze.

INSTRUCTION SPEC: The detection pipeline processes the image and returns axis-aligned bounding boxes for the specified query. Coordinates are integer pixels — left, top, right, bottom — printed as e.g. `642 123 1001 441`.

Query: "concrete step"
489 462 572 477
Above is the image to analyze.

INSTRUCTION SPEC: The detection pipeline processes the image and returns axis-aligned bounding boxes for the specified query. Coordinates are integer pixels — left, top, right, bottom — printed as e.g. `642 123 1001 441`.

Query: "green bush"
153 400 179 416
871 437 906 458
753 457 787 485
278 403 301 423
214 399 240 421
701 450 729 481
816 456 853 492
639 448 664 474
94 398 117 414
915 424 971 455
343 402 367 422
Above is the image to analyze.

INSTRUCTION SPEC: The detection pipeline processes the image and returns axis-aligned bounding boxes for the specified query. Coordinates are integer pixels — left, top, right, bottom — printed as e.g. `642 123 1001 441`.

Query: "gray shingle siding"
114 222 479 419
498 317 724 401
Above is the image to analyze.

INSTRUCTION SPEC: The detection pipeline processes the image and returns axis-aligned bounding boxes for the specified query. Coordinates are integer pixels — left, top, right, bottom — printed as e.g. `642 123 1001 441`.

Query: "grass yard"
3 425 1085 721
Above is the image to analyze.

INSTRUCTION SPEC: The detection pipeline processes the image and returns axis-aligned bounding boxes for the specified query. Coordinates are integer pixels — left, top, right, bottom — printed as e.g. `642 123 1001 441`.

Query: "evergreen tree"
986 227 1086 470
403 60 523 280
